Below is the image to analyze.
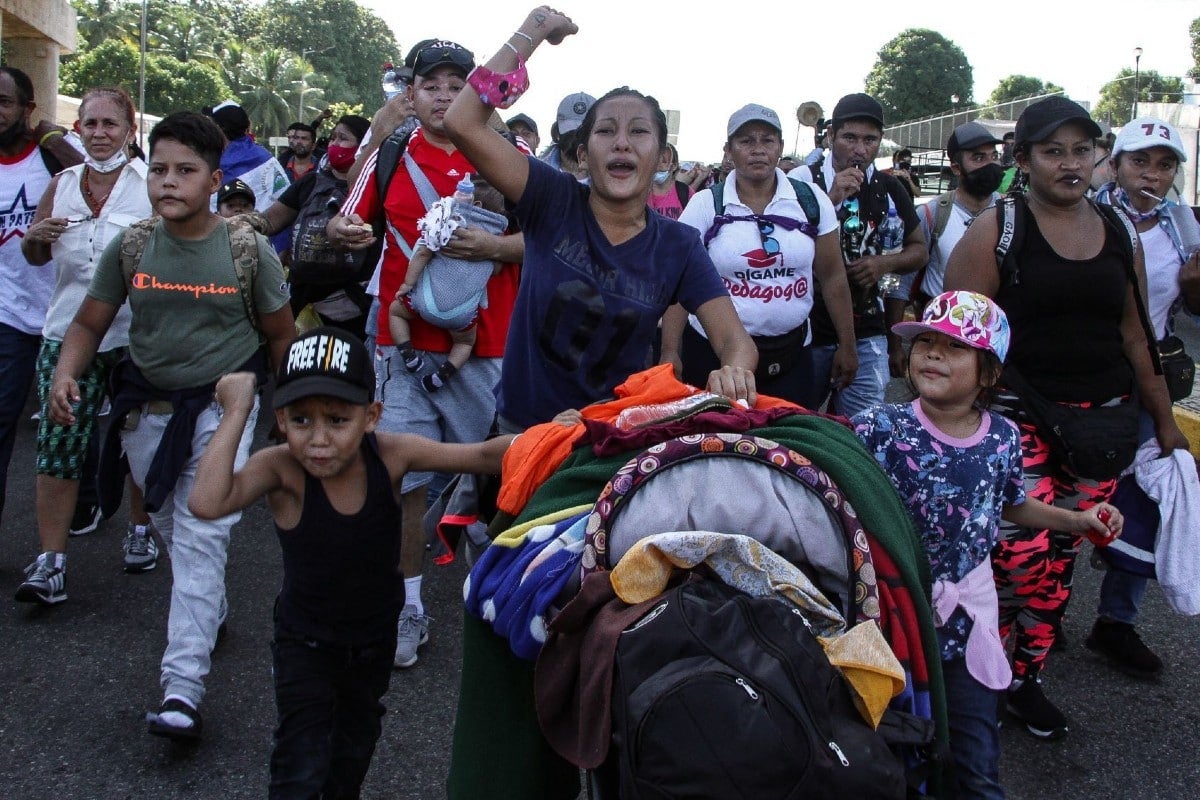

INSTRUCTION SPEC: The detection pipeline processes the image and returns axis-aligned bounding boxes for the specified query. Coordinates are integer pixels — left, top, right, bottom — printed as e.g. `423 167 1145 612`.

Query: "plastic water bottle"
381 62 405 101
453 174 475 204
878 207 904 254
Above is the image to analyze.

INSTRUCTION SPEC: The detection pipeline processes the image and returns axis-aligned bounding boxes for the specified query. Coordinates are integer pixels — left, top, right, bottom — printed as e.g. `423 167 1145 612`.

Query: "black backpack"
290 171 379 285
600 576 907 800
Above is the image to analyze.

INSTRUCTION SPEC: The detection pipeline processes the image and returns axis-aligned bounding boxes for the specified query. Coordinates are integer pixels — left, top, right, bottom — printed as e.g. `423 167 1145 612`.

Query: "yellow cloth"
610 531 904 728
491 504 593 549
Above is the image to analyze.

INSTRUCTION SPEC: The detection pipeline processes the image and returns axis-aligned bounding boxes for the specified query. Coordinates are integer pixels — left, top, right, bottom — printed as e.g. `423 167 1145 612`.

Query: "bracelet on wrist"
512 30 535 46
39 129 64 147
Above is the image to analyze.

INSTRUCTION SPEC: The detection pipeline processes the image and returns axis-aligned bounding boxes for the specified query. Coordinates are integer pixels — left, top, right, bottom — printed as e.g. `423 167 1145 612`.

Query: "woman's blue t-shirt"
498 157 727 428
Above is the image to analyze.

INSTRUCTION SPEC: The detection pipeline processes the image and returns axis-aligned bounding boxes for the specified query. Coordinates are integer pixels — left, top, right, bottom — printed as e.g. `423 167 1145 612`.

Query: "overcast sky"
360 0 1198 161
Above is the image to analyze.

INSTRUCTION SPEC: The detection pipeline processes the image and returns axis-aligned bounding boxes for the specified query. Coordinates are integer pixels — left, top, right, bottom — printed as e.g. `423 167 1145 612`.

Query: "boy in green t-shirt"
46 111 296 740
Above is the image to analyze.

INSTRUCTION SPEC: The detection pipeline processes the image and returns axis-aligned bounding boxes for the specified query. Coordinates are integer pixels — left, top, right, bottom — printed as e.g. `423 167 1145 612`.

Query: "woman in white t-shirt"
661 104 857 406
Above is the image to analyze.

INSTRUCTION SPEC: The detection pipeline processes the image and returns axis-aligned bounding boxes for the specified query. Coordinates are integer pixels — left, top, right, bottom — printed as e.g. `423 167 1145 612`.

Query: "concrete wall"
0 0 77 125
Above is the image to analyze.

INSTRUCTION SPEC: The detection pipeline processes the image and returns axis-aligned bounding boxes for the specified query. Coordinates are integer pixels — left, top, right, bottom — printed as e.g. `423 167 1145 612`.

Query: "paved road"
3 324 1200 798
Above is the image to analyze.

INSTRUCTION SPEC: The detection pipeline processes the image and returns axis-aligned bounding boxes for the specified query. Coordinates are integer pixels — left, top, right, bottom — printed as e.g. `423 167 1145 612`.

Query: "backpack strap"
993 194 1023 288
373 131 408 201
119 216 262 339
787 178 820 228
1094 201 1160 374
674 180 689 209
924 191 955 252
225 216 262 337
119 217 160 292
706 178 820 233
710 180 725 214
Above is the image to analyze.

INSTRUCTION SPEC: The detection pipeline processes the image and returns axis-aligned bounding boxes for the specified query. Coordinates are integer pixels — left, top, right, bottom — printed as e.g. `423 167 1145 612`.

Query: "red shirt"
344 129 517 355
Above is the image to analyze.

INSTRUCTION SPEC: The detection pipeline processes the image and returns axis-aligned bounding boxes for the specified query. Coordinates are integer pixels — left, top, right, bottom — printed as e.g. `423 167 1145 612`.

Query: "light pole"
1133 46 1143 119
298 47 332 121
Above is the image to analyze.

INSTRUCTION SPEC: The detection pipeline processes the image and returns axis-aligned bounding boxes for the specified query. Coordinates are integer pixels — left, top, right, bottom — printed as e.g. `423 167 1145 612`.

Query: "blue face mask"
653 170 673 185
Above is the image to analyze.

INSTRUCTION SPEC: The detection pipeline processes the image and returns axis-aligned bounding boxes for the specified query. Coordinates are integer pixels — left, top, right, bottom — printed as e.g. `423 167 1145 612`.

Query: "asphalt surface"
3 321 1200 799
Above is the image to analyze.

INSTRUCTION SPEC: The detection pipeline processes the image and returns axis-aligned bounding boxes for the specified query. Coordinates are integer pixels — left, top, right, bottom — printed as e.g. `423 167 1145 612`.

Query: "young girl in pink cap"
852 290 1121 800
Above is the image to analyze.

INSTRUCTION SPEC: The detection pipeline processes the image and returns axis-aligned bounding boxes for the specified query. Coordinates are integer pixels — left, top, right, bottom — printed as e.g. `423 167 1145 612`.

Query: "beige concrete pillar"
3 36 62 125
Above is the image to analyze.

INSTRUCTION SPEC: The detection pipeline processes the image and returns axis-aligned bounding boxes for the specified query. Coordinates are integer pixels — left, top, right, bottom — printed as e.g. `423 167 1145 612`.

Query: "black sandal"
146 698 203 741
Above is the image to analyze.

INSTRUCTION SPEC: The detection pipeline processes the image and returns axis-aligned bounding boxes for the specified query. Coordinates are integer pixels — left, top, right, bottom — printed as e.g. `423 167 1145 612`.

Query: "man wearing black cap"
506 113 540 155
328 40 523 669
885 122 1005 376
789 92 926 416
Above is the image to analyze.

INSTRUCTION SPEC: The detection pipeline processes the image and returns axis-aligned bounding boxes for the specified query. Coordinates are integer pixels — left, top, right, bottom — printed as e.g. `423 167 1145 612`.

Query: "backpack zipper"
735 595 849 766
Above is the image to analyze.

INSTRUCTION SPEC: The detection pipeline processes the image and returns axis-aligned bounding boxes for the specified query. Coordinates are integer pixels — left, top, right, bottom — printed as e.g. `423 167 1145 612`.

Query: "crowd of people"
3 4 1199 797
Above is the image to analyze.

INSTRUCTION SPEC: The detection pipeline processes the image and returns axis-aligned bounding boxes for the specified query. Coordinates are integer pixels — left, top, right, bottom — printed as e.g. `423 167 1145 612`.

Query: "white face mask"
653 170 673 185
85 148 129 174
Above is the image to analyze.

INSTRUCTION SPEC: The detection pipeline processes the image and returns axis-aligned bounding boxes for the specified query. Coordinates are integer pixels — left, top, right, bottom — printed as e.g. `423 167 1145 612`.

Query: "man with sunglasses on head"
327 40 523 670
788 92 925 416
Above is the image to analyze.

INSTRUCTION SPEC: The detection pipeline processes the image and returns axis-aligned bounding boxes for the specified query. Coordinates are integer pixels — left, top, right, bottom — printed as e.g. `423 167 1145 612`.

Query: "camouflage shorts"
35 340 123 480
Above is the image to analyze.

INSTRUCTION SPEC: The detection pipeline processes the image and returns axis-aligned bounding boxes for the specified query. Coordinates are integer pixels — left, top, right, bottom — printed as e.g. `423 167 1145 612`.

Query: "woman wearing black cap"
255 115 374 338
945 96 1188 742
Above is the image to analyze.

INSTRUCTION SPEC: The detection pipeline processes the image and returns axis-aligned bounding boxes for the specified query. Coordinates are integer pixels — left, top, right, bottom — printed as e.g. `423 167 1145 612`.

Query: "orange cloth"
497 365 799 516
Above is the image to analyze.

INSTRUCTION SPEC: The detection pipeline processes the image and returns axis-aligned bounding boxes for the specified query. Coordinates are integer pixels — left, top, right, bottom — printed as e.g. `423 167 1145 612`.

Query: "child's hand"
214 372 258 413
524 6 578 45
552 408 582 426
1079 503 1123 546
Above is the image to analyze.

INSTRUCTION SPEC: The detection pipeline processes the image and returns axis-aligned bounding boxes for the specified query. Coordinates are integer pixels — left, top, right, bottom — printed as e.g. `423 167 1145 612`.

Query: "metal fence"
884 92 1071 152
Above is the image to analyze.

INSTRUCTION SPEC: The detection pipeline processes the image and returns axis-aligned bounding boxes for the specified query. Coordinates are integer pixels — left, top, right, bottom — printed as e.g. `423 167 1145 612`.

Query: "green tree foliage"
60 39 230 118
1094 69 1185 126
1190 16 1200 79
260 0 400 114
238 48 327 138
987 75 1064 106
864 29 973 123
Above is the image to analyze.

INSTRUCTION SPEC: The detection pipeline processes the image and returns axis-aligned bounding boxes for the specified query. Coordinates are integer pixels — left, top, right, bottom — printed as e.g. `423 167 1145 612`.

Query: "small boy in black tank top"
189 326 512 799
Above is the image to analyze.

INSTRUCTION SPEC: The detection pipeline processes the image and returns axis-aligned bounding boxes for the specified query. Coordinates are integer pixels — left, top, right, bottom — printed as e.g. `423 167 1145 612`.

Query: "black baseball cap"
1014 97 1101 150
216 178 255 206
832 93 884 128
411 40 474 78
507 113 538 135
947 122 1003 156
273 327 375 409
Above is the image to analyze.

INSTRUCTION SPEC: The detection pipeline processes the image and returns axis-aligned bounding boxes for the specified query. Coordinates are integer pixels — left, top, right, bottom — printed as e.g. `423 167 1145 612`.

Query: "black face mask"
961 162 1004 197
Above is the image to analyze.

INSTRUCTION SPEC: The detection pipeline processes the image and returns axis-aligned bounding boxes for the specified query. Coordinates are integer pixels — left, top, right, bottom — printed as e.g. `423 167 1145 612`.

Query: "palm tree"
237 47 323 138
72 0 139 49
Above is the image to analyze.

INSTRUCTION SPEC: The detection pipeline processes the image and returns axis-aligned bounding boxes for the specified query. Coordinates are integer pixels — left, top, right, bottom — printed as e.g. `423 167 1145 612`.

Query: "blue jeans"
0 323 41 526
942 657 1006 800
806 335 889 417
269 621 395 799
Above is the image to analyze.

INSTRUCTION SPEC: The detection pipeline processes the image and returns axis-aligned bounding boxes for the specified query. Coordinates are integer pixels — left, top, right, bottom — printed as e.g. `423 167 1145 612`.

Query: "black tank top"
997 201 1133 402
275 433 404 645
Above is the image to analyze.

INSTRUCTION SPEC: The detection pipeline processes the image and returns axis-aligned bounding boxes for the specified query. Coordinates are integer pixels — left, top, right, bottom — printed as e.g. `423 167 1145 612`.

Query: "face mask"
325 144 356 172
653 170 672 185
961 162 1004 197
85 149 129 174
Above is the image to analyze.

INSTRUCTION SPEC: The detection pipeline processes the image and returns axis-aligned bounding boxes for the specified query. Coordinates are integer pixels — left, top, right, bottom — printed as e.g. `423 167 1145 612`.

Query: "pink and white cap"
893 290 1010 362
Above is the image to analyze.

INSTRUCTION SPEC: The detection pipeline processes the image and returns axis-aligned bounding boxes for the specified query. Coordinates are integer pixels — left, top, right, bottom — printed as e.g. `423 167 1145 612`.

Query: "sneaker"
68 503 102 537
14 554 67 605
123 524 159 573
393 605 431 668
1085 617 1164 680
1006 678 1068 740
